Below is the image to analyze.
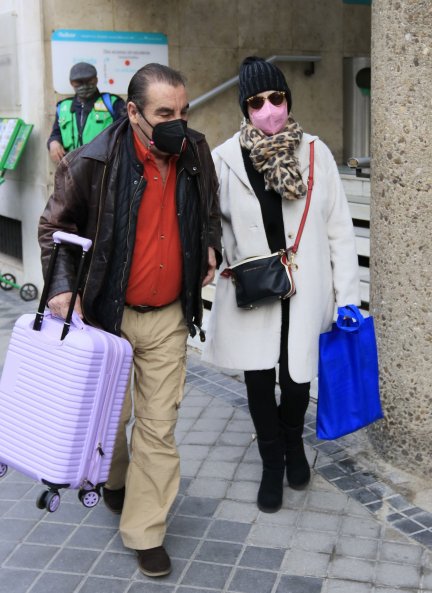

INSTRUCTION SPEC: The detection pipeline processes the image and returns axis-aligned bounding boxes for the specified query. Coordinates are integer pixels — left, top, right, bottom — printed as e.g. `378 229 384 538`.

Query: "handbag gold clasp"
288 250 298 271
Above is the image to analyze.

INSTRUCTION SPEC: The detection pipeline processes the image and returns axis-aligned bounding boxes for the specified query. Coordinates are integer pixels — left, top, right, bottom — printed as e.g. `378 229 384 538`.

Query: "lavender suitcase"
0 231 132 512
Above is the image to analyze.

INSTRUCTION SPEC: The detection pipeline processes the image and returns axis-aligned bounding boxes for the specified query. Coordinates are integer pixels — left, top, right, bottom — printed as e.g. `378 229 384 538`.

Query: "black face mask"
137 108 188 155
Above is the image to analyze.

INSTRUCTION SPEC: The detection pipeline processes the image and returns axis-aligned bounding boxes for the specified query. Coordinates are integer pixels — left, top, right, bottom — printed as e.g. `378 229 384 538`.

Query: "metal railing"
189 55 321 111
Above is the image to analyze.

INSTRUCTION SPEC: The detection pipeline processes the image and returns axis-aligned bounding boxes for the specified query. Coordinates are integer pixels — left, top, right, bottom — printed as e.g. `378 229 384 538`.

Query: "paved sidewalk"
0 288 432 593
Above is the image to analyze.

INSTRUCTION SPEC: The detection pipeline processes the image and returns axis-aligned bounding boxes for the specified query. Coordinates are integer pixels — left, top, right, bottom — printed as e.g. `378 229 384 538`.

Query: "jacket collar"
79 116 130 163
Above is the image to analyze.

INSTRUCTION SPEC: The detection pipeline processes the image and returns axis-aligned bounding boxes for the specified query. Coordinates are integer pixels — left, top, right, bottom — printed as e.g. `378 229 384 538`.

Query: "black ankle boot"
256 438 285 513
281 424 311 490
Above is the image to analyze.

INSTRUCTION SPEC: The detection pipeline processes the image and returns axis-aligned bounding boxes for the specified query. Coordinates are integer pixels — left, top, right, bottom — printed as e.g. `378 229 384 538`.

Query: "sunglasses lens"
268 92 285 106
248 96 265 110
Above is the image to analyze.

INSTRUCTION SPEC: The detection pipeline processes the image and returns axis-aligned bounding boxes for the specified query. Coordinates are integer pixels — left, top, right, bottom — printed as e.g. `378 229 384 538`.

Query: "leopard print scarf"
239 115 307 201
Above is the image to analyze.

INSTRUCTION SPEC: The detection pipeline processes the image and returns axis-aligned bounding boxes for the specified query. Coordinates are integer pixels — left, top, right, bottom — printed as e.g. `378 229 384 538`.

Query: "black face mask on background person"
75 83 98 100
136 108 188 155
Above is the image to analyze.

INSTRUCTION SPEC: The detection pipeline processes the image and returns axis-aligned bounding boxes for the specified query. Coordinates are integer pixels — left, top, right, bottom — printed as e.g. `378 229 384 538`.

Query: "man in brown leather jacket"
38 63 221 578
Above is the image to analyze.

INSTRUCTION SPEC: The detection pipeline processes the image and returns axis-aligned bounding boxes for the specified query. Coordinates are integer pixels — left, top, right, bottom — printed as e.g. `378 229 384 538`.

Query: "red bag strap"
290 140 314 255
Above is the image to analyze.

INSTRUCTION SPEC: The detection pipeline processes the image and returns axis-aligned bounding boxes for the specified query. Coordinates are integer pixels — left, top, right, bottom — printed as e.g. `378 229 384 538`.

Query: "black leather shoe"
136 546 172 577
102 486 125 514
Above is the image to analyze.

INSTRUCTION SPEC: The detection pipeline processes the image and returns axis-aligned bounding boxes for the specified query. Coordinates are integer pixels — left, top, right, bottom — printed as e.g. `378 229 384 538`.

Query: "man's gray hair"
127 63 187 109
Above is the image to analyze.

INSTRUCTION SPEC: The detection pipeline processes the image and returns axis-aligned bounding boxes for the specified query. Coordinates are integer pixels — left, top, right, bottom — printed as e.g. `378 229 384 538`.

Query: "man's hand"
48 292 83 320
202 247 217 287
49 140 66 165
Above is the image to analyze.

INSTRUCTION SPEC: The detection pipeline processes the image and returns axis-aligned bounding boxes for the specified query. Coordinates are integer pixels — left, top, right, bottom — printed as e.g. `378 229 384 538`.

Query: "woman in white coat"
202 57 360 513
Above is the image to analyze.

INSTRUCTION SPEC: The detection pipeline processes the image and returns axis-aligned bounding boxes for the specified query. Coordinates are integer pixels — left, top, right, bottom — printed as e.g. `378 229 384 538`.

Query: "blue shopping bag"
317 304 383 440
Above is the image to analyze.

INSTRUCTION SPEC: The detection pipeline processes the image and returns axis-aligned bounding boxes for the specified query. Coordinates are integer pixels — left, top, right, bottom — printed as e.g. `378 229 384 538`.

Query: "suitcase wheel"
0 463 7 478
36 489 61 513
79 489 100 508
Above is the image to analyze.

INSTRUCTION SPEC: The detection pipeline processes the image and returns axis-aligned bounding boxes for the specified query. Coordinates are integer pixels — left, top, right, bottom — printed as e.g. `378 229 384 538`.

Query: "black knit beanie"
238 56 292 118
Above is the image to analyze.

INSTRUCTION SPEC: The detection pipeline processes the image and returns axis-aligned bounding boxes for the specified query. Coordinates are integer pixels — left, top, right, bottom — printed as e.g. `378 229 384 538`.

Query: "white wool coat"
202 132 361 383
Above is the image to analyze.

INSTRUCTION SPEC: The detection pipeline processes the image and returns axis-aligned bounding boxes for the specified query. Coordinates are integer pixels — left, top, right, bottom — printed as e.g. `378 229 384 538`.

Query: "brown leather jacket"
39 117 221 336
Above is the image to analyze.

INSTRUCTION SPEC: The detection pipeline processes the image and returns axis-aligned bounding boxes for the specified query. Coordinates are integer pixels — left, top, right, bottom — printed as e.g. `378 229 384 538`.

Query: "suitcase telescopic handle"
33 232 93 339
53 231 93 252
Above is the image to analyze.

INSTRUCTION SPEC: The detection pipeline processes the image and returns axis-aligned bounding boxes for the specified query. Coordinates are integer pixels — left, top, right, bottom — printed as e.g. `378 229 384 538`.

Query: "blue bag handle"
336 304 364 332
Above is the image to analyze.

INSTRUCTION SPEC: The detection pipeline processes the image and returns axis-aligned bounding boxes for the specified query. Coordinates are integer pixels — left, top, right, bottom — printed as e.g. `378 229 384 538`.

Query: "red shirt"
125 133 183 306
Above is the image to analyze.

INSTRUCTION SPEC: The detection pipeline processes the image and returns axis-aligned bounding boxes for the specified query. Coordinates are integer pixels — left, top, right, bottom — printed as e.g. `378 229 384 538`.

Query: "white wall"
0 0 46 288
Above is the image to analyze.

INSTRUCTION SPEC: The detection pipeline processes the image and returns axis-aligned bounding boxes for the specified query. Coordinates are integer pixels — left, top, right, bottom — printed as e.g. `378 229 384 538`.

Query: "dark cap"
238 56 292 117
69 62 97 81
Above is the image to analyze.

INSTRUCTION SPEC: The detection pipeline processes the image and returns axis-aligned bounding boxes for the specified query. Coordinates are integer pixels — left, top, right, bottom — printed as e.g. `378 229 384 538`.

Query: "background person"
202 56 360 514
47 62 125 164
39 63 221 577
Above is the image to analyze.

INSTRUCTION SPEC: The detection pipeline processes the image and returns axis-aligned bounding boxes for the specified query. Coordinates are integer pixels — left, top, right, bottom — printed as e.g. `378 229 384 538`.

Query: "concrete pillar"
369 1 432 475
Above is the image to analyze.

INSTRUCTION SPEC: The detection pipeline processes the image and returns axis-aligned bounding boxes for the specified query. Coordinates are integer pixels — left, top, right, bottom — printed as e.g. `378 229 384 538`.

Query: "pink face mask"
249 101 288 135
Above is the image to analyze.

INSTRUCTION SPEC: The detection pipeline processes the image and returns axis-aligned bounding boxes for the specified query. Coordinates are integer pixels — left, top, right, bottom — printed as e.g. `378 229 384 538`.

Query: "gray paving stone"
167 515 211 538
328 557 376 582
291 530 336 554
305 490 348 513
67 525 117 550
78 576 131 593
180 560 232 589
196 540 242 564
257 508 299 526
25 522 76 545
375 561 421 589
91 551 138 579
0 482 34 500
216 500 259 523
180 458 203 478
340 515 381 538
128 583 174 593
207 519 251 543
186 477 229 498
379 540 423 564
28 571 83 593
335 536 379 559
177 496 220 518
0 540 16 563
200 406 234 419
178 406 203 419
0 518 37 541
5 543 59 570
239 545 284 570
226 481 258 503
177 588 215 593
47 547 101 574
298 511 341 533
198 460 238 480
282 549 330 577
226 419 255 433
181 431 221 446
164 534 200 559
177 444 211 460
228 567 277 593
40 500 91 524
5 499 48 521
325 579 372 592
0 568 40 593
0 500 11 517
207 445 245 462
191 418 229 432
234 463 261 482
218 432 254 447
275 574 323 593
248 523 295 548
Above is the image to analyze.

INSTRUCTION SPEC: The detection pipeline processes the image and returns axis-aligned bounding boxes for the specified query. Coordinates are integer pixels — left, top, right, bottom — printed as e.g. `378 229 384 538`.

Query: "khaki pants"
106 300 188 550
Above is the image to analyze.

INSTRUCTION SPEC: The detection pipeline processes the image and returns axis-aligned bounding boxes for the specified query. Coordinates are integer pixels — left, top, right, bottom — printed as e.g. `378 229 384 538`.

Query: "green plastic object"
0 118 33 172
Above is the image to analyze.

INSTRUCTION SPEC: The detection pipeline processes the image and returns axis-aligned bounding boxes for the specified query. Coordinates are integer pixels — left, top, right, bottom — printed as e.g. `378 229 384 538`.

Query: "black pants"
244 300 310 441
